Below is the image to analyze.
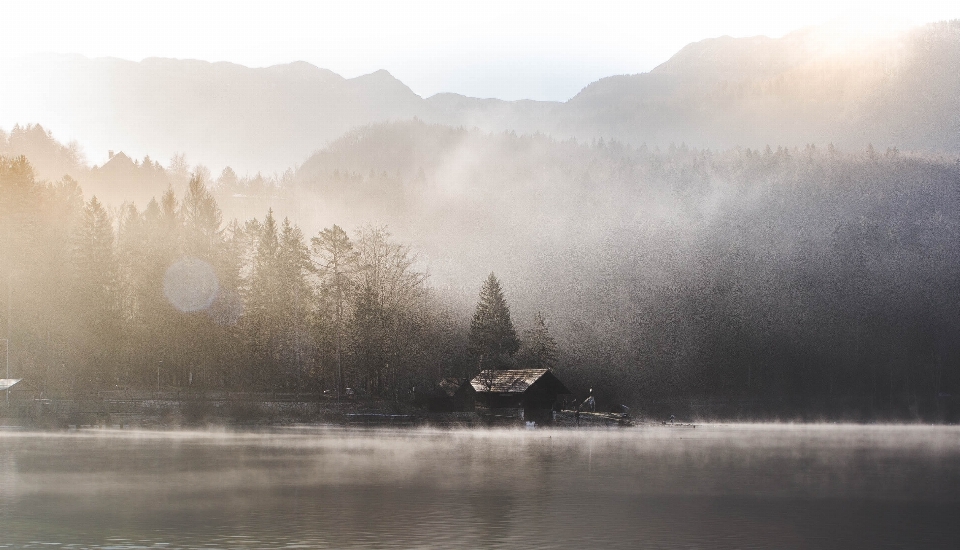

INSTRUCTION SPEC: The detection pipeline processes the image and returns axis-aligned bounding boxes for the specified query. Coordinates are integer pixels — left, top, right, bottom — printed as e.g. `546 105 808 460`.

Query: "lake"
1 424 958 549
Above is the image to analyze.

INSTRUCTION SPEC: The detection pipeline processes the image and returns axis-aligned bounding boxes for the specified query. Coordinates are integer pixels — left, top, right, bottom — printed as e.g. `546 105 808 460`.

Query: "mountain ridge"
2 21 959 173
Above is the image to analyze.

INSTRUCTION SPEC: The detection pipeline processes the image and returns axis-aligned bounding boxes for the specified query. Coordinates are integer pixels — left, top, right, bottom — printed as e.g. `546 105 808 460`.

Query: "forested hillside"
563 21 960 154
294 122 960 419
3 121 960 420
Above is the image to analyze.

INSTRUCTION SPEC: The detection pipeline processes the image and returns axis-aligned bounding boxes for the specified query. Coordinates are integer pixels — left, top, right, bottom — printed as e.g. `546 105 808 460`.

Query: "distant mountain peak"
4 20 960 172
349 69 421 99
265 60 344 81
353 68 400 82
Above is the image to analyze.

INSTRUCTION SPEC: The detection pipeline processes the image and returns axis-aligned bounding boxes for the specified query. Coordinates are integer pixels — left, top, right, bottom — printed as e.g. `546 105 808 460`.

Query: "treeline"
295 122 960 419
0 124 85 182
0 124 304 226
6 119 960 421
0 155 473 399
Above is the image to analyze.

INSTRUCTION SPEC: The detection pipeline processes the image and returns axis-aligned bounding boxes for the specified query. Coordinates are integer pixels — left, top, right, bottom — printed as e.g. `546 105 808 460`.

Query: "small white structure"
0 379 20 391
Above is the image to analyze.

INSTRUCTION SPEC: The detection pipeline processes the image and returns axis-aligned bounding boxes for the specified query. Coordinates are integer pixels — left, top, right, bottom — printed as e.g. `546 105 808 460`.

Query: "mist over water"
4 16 960 549
1 425 958 549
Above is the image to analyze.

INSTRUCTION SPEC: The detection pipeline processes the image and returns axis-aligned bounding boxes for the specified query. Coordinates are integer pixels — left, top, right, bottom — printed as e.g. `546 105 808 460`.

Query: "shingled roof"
470 369 569 394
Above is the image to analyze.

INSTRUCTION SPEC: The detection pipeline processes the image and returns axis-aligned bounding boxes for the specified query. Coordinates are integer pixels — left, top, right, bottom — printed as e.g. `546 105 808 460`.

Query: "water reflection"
0 425 957 549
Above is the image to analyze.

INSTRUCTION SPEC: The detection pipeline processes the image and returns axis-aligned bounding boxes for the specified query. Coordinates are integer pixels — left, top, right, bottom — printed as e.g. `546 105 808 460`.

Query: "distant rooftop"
0 379 22 391
471 369 565 394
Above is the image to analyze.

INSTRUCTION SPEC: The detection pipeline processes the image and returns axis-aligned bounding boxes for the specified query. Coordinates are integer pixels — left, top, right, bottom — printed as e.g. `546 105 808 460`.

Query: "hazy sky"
5 0 960 101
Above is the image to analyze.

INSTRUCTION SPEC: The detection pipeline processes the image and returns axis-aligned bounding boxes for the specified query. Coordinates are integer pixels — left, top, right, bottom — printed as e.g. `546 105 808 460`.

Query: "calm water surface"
1 424 958 549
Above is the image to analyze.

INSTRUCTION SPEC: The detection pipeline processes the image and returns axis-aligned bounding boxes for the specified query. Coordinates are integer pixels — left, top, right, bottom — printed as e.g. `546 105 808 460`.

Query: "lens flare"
163 257 220 313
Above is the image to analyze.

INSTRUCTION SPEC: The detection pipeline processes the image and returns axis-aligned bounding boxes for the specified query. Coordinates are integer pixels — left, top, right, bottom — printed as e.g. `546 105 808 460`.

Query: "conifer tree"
180 174 222 257
70 196 119 388
243 210 315 389
244 210 281 387
277 217 315 390
311 224 358 398
469 273 519 371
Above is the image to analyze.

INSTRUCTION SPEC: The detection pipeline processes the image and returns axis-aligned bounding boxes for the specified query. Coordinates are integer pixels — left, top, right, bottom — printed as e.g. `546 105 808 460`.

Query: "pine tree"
277 217 315 391
470 273 519 371
180 173 222 257
244 210 281 387
243 210 315 389
311 224 358 399
70 196 120 388
0 155 39 273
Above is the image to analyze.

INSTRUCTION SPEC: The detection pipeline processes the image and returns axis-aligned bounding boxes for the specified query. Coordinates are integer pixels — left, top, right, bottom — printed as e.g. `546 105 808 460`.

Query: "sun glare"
802 17 915 58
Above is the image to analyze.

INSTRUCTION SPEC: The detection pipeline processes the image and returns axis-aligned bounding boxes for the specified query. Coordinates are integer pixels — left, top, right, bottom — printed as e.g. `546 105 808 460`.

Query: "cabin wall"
454 390 475 412
478 393 524 410
523 383 561 411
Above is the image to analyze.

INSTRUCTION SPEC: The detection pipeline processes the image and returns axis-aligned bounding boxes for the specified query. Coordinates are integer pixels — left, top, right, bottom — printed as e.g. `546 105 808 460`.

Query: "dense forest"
3 121 960 420
0 155 476 402
291 123 960 421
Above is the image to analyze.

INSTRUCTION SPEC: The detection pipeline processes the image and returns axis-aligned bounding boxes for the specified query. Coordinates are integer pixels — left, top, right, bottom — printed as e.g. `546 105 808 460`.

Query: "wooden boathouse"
467 369 571 424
